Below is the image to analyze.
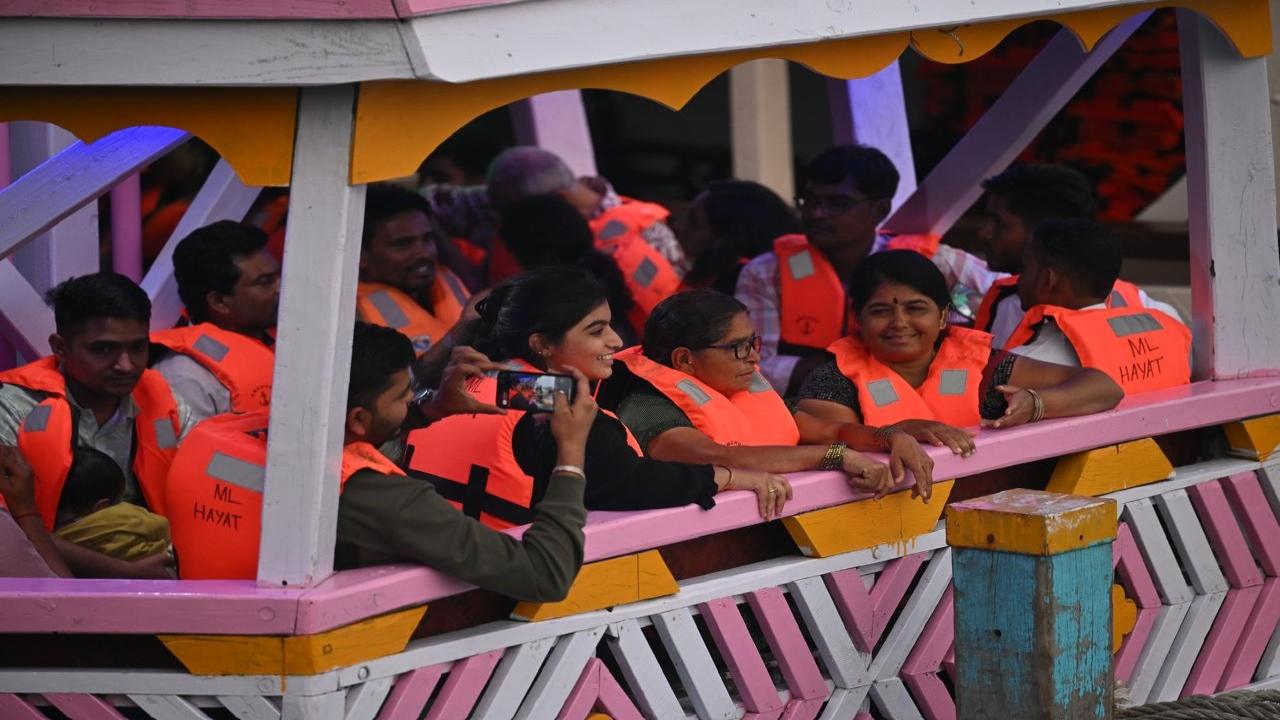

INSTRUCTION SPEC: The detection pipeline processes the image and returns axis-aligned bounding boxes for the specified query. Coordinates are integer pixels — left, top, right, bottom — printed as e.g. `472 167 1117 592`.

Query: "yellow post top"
946 489 1117 556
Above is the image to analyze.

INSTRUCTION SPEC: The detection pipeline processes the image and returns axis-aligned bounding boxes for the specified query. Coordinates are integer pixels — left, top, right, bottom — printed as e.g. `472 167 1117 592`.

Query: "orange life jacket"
882 232 942 258
165 411 402 579
356 270 470 354
974 276 1146 336
589 199 683 329
1005 304 1190 394
615 347 799 447
0 357 181 529
405 360 641 530
827 327 993 428
151 324 275 413
774 234 850 351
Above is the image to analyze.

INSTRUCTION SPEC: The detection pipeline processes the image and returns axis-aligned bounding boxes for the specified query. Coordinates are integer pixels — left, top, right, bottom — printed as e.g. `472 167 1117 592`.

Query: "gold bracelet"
1025 388 1046 422
819 442 847 471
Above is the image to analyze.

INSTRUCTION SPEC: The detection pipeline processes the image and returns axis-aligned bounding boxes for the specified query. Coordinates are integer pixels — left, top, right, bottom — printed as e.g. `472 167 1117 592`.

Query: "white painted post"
8 122 100 293
730 58 795 202
257 84 366 588
883 15 1148 236
511 90 598 177
110 173 143 282
140 160 261 330
827 61 917 213
1178 9 1280 379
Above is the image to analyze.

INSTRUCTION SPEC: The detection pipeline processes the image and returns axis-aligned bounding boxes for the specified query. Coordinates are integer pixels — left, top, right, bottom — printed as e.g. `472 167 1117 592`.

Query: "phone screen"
495 370 575 413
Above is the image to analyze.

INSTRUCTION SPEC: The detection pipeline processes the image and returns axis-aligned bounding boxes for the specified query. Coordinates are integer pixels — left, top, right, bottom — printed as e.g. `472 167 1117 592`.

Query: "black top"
796 352 1019 422
512 411 718 511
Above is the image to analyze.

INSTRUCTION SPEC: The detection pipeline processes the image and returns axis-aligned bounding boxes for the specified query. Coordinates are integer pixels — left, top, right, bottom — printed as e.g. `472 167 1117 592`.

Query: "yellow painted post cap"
946 489 1117 556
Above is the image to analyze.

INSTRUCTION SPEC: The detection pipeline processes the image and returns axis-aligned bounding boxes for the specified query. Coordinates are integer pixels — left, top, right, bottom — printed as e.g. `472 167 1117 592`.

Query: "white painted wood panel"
606 619 686 720
1104 458 1261 510
789 575 872 689
510 91 597 177
1125 602 1192 707
258 84 366 588
651 607 738 720
818 686 872 720
472 636 555 720
1123 499 1195 604
0 261 55 358
1147 592 1226 703
282 690 346 720
869 677 926 720
828 61 916 213
869 549 951 679
343 677 392 720
127 694 213 720
1153 489 1229 595
1178 9 1280 379
514 626 606 720
217 696 281 720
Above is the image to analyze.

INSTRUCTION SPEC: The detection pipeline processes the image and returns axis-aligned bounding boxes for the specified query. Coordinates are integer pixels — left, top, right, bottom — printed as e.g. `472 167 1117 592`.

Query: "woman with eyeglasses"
405 266 797 527
796 250 1123 464
602 289 904 499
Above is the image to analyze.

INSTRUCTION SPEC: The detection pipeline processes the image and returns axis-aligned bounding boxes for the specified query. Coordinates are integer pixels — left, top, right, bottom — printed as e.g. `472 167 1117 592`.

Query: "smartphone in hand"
495 370 576 413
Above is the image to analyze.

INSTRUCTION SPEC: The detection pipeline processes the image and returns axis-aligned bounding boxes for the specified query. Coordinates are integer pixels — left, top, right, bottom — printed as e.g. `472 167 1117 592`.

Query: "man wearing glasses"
735 145 998 396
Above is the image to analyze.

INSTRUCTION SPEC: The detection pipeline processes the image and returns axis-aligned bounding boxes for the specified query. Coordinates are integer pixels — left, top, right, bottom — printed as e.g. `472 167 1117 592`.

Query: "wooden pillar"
947 489 1117 719
827 61 917 213
0 122 12 370
730 59 794 202
511 90 598 176
8 122 99 293
257 85 366 588
1179 9 1280 379
110 173 143 281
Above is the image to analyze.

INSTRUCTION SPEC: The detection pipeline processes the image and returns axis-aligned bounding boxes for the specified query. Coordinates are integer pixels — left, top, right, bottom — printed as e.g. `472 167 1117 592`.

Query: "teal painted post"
947 489 1118 720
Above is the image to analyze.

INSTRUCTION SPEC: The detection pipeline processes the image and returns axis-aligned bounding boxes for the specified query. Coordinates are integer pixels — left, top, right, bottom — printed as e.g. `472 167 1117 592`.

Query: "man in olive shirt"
334 323 597 602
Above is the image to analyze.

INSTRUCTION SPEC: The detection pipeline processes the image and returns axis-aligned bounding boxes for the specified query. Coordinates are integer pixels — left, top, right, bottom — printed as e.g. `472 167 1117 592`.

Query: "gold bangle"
819 442 847 471
1025 388 1046 422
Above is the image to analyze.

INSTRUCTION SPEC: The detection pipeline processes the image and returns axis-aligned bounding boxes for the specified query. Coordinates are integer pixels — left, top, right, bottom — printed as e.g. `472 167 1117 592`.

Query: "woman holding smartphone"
404 266 792 529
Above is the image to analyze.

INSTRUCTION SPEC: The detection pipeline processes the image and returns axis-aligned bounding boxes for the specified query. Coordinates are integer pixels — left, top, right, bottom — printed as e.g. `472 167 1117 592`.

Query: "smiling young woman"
796 250 1124 460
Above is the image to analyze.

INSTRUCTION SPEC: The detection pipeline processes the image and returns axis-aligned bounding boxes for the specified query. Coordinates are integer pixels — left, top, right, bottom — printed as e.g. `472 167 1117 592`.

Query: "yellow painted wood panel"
160 605 425 676
947 489 1117 556
1224 414 1280 461
512 550 678 622
781 480 954 558
1046 438 1174 497
1113 583 1138 653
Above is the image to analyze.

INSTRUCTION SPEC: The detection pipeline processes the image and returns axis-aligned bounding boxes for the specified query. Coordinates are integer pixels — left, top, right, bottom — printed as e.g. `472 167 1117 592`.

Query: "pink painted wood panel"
1222 471 1280 576
424 649 503 720
0 577 300 634
1115 606 1160 683
699 597 785 714
743 711 784 720
44 694 128 720
746 587 830 702
557 658 643 720
6 376 1280 638
1188 480 1264 588
1114 522 1162 609
395 0 519 17
1219 577 1280 690
778 697 824 720
902 672 957 720
0 0 400 19
1181 585 1263 697
377 663 448 720
825 553 925 652
0 694 47 720
902 587 954 676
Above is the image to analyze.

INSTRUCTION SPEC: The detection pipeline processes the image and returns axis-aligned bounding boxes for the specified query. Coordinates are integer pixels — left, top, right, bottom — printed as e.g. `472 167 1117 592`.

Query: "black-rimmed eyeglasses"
699 335 763 360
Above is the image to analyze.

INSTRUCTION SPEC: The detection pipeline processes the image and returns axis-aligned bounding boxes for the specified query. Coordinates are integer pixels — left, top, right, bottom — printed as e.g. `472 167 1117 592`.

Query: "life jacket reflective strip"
774 234 849 350
151 324 275 413
165 410 401 579
883 232 942 259
827 327 993 428
615 347 799 447
0 357 181 530
405 360 640 530
356 270 469 355
588 200 683 327
1006 304 1190 394
976 276 1147 339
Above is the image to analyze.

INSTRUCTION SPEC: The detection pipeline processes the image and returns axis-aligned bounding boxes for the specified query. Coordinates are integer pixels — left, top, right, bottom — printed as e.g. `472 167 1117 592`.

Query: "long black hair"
460 265 610 366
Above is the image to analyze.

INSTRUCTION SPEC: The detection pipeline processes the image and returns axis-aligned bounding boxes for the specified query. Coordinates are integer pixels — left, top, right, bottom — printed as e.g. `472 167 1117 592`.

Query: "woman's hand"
550 366 597 466
0 445 37 515
728 468 793 519
841 450 896 499
421 346 508 421
981 385 1036 429
885 432 936 501
888 419 975 457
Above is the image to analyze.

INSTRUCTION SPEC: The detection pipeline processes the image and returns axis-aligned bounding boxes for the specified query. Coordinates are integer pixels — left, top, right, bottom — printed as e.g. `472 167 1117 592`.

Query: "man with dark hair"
0 272 193 578
358 184 472 357
1008 219 1189 392
973 163 1179 347
167 322 598 600
152 221 280 423
735 144 999 395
